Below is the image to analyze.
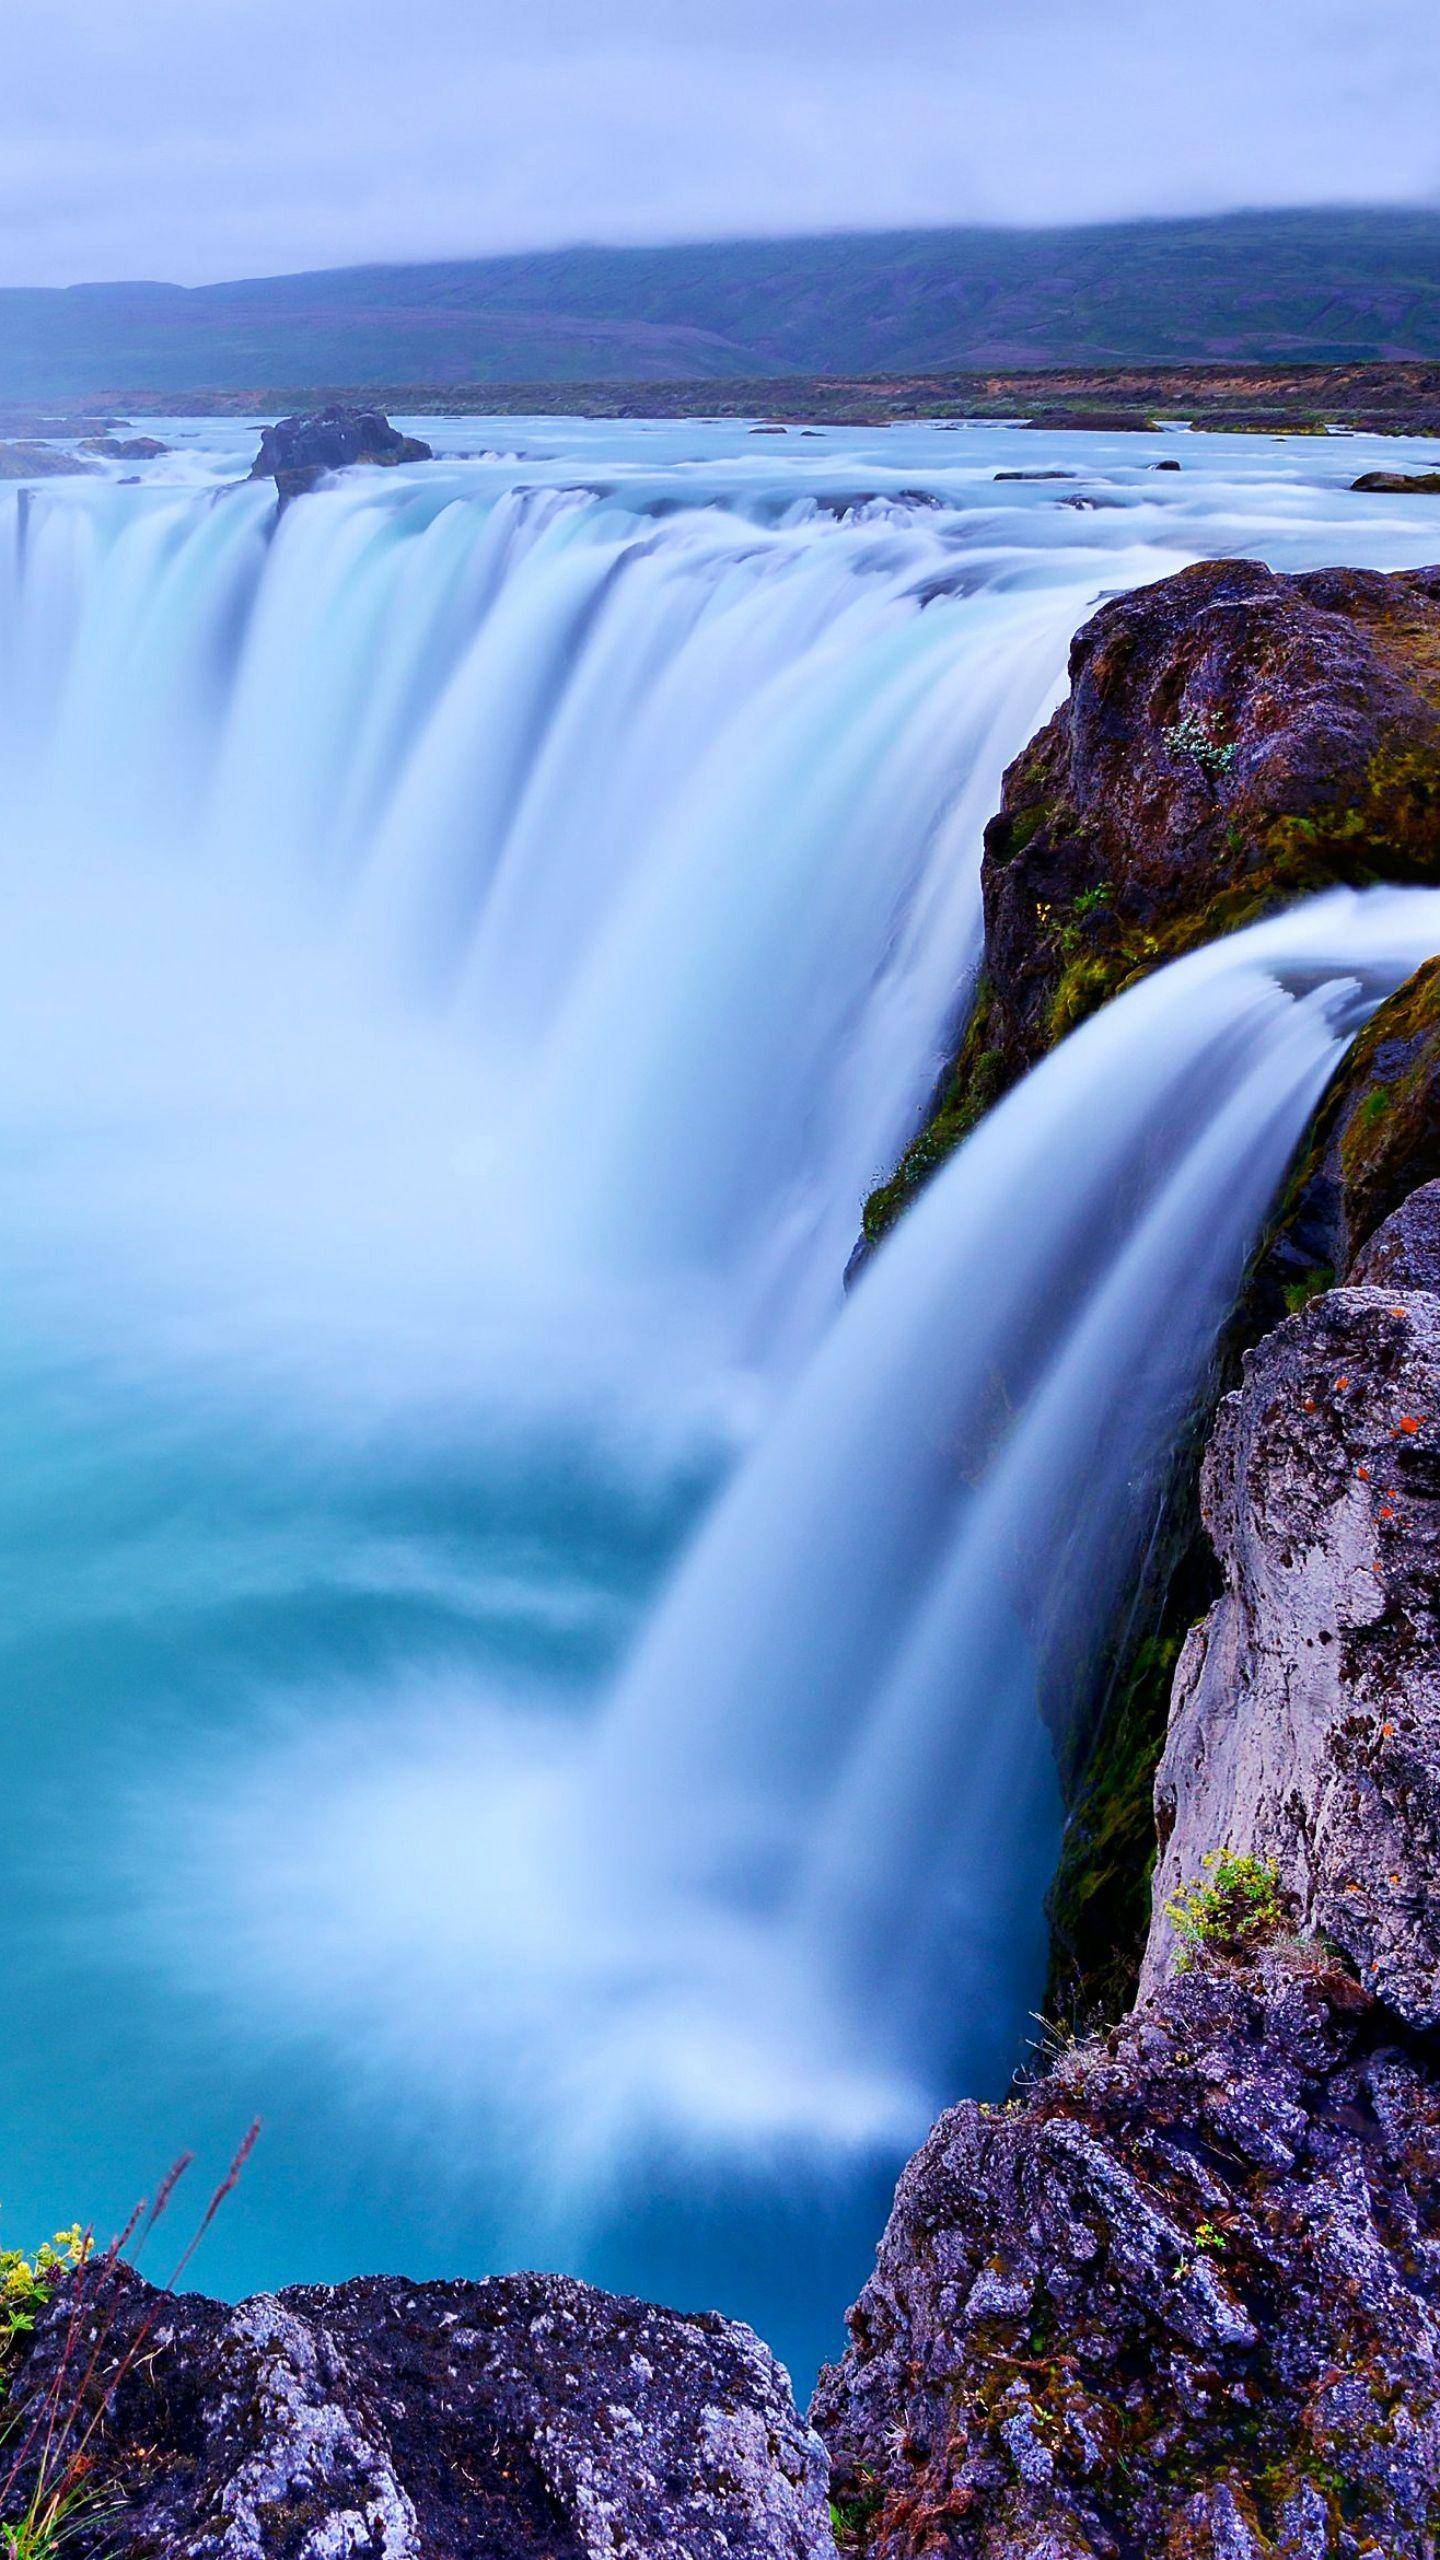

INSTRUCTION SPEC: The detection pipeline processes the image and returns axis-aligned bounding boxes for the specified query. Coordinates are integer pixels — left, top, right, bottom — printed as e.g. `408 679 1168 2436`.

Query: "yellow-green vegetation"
1166 1851 1289 1969
1044 1622 1188 2025
863 732 1440 1252
1267 954 1440 1281
2 2499 95 2560
0 2234 88 2397
1335 958 1440 1229
828 2481 882 2551
860 978 1005 1245
1 2229 94 2560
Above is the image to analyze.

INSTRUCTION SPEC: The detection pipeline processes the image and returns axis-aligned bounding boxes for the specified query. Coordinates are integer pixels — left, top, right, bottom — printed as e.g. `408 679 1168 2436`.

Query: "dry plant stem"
1 2122 261 2554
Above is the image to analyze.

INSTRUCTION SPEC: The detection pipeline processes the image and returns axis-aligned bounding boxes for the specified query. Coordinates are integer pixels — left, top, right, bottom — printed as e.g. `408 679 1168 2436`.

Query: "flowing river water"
3 413 1439 2377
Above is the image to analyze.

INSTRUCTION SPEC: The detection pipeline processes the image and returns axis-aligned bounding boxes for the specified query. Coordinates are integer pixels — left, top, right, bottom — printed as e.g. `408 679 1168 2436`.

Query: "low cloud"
1 0 1436 285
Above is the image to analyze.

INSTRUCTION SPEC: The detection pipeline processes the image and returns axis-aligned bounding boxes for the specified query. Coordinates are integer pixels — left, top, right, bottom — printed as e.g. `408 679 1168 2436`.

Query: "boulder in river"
78 434 169 460
1351 469 1440 493
249 405 433 499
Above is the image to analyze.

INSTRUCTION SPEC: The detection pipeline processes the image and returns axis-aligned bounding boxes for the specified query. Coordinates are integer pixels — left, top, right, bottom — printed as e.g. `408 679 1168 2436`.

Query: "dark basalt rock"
1020 408 1156 431
78 434 169 461
3 2264 833 2559
813 1951 1440 2559
861 557 1440 1252
249 405 433 500
1351 470 1440 494
1351 1175 1440 1289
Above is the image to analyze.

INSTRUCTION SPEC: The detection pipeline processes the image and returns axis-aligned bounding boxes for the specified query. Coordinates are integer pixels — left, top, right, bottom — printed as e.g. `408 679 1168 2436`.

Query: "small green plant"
1166 1851 1288 1968
1072 882 1112 919
1283 1262 1335 1315
1 2231 100 2560
1192 2221 1227 2255
1164 711 1237 775
0 2240 89 2397
828 2481 882 2550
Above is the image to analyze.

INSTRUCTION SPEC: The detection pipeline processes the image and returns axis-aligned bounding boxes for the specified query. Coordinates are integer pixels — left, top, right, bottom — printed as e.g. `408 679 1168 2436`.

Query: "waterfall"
589 890 1440 2111
0 471 1076 1370
4 424 1440 2377
171 884 1440 2201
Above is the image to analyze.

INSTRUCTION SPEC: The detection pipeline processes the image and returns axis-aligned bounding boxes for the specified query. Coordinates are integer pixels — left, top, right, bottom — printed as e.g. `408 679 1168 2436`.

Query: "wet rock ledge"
5 2264 833 2559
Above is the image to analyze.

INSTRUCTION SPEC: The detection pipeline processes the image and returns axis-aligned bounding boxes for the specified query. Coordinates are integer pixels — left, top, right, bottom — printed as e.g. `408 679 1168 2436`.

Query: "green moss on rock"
861 560 1440 1252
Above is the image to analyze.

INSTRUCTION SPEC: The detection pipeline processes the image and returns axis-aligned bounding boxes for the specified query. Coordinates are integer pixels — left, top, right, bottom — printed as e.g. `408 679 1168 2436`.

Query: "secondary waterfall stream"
4 416 1440 2377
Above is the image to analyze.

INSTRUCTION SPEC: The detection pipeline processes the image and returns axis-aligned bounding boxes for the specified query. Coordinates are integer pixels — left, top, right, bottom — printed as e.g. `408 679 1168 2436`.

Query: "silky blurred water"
2 414 1439 2380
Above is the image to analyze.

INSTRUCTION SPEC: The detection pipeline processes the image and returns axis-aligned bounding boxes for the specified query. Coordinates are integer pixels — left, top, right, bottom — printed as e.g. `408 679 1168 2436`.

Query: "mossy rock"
863 559 1440 1250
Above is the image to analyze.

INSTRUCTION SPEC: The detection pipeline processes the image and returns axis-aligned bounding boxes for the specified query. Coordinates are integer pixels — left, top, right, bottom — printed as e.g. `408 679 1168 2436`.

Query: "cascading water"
4 416 1440 2379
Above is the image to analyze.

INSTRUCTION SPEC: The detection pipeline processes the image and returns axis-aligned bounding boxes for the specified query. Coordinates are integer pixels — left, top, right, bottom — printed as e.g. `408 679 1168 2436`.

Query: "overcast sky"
2 0 1438 288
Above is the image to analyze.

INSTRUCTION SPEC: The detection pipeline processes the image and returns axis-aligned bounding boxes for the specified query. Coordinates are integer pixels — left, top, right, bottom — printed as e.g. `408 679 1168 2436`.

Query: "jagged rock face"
1142 1286 1440 2023
862 557 1440 1248
812 1954 1440 2558
1351 1177 1440 1289
816 1215 1440 2554
249 406 433 498
5 2265 833 2560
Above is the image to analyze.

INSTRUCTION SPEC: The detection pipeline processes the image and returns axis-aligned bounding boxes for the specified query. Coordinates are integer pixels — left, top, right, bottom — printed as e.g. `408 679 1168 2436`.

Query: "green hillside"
3 208 1439 402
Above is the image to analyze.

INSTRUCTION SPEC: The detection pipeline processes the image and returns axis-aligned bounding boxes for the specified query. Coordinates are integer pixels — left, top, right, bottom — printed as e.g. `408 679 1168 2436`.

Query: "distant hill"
3 209 1440 404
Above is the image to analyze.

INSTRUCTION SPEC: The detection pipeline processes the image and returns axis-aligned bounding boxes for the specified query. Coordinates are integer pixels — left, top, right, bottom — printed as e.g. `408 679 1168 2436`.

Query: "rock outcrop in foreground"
249 405 433 499
5 2265 832 2560
815 1246 1440 2556
815 1953 1440 2558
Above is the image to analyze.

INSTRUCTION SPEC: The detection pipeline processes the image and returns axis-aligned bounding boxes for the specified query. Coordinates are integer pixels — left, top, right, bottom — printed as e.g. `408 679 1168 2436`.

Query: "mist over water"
4 415 1440 2378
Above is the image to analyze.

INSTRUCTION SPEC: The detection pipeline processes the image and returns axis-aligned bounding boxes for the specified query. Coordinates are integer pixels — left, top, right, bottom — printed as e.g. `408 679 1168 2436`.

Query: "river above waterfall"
4 415 1440 2383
